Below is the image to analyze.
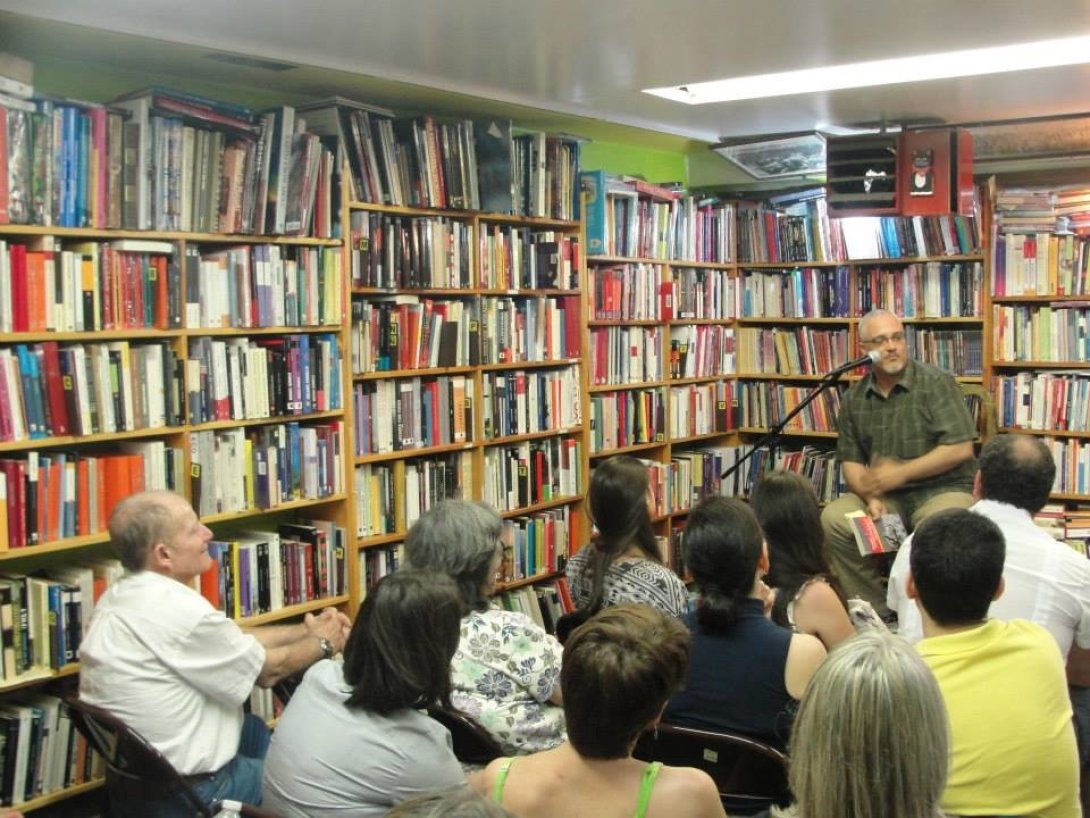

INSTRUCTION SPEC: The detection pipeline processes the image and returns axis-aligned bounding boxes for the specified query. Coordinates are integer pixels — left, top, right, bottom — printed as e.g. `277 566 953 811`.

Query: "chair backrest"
64 696 212 818
632 722 790 815
427 705 504 765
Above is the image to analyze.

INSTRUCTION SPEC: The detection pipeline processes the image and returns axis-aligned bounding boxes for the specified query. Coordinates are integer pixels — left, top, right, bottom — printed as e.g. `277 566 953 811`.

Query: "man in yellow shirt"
907 508 1079 818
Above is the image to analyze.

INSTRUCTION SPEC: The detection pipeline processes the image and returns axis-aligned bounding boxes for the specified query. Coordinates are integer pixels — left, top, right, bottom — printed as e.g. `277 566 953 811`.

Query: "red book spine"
39 341 70 437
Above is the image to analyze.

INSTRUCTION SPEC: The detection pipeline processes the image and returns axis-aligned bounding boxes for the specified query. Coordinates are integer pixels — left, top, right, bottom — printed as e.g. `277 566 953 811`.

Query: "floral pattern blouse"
450 607 566 755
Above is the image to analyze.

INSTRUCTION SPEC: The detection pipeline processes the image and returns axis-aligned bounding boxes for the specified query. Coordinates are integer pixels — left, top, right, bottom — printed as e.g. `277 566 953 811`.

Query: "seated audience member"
751 470 855 649
404 500 565 754
565 456 688 618
664 497 825 751
79 490 349 816
473 604 726 818
386 787 516 817
821 308 976 613
787 630 948 818
910 508 1080 817
262 571 467 817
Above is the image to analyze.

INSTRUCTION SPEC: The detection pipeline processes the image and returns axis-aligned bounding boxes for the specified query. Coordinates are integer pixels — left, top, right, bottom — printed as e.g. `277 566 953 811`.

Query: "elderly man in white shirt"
80 490 350 817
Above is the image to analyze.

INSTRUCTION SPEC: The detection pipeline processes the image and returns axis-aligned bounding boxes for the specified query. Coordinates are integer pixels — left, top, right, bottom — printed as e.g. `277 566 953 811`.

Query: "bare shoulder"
471 757 507 797
649 765 728 818
785 631 827 699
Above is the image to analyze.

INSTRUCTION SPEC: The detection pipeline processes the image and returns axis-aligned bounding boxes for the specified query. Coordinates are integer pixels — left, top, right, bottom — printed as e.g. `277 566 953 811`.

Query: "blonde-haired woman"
786 630 948 818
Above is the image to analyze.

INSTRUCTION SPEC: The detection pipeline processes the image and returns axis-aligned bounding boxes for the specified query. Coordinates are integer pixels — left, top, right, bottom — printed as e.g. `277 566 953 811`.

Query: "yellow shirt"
919 618 1079 818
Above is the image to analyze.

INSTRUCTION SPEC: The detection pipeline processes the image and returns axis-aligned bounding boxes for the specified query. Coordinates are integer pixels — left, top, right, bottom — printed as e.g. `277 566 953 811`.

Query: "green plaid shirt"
836 359 977 499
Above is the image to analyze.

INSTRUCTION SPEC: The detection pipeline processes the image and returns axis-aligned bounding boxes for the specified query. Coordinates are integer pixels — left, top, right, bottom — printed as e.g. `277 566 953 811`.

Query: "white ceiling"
3 0 1090 149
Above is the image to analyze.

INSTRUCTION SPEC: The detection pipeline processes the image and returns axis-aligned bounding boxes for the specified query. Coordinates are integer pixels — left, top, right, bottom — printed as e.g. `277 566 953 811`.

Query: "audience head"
684 496 765 634
404 500 503 612
790 630 948 818
909 508 1005 628
561 604 690 759
751 470 833 589
342 570 462 714
977 433 1056 513
585 456 661 607
109 490 213 581
385 787 517 818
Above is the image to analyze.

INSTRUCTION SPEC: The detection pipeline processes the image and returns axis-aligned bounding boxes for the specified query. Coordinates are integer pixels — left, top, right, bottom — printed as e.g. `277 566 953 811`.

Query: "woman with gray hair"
786 630 948 818
405 500 565 755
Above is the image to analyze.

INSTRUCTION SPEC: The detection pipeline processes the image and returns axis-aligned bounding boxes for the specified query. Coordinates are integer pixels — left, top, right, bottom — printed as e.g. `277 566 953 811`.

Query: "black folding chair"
427 705 504 765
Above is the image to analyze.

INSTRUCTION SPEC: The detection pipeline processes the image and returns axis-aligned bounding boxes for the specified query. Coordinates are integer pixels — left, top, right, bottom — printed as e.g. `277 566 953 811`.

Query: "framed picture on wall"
711 132 827 180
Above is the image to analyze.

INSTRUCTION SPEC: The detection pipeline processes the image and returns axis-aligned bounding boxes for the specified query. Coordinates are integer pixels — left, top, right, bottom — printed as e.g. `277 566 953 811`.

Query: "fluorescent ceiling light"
645 35 1090 104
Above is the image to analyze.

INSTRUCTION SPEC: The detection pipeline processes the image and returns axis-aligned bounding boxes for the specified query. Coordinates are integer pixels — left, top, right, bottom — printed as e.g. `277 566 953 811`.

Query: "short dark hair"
684 496 764 634
404 500 502 612
910 509 1005 627
561 604 690 759
978 433 1056 513
342 571 462 714
586 456 661 609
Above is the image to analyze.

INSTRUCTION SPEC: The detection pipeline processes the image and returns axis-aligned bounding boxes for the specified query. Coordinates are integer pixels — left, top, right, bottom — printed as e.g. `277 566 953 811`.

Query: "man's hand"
866 496 887 520
305 607 351 653
867 457 907 494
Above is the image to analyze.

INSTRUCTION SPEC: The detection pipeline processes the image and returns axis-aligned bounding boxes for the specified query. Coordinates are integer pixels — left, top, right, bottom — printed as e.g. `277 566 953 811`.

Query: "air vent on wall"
203 52 297 72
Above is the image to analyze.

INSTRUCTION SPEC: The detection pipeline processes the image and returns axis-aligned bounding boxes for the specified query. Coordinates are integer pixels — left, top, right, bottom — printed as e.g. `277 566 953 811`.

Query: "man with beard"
820 309 977 616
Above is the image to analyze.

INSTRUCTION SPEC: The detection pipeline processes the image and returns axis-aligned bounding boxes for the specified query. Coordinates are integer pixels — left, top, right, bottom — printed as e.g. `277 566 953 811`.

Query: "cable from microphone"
822 349 881 379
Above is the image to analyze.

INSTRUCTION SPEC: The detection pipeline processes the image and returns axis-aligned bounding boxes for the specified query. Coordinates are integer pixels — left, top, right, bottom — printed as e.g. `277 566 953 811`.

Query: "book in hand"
845 510 908 556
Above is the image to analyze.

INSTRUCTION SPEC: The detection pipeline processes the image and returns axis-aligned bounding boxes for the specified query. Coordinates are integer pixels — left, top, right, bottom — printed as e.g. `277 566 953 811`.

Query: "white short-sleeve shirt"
79 570 266 774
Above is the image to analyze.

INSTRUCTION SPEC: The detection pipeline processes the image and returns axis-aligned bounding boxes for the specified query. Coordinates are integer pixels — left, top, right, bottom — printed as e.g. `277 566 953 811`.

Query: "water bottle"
212 800 242 818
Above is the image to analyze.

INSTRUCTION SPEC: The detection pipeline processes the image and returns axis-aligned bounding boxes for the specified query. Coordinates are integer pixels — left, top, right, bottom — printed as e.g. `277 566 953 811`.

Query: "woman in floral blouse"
405 500 565 755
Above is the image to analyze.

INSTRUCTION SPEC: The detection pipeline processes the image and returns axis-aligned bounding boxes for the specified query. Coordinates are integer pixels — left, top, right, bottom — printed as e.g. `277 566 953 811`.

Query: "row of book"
736 326 850 377
905 328 983 378
352 376 473 455
644 446 742 516
994 372 1090 433
355 453 472 538
0 446 172 550
668 382 736 440
741 444 846 503
478 227 580 291
590 327 663 385
189 421 344 518
739 266 851 319
199 520 346 619
581 171 737 262
737 203 981 263
0 340 180 443
1039 436 1090 496
855 262 983 319
482 368 582 440
348 211 472 290
498 507 573 582
1035 504 1090 552
993 231 1090 298
333 108 579 219
481 437 582 512
669 267 737 320
186 333 342 424
496 580 576 635
736 381 845 433
993 186 1090 234
479 295 581 365
992 304 1090 363
589 263 665 321
184 243 343 330
0 691 104 806
0 238 342 336
667 325 736 380
351 296 476 373
588 388 665 452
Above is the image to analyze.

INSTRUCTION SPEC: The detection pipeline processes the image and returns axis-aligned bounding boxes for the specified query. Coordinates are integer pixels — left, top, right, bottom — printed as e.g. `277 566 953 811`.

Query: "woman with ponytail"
565 456 688 619
663 497 826 751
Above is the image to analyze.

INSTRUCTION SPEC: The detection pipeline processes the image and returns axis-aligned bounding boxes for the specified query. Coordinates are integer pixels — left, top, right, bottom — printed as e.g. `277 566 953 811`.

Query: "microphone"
823 349 880 379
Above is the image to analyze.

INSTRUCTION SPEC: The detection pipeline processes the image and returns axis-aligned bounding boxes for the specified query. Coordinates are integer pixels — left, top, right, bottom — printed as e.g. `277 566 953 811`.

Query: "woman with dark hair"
664 497 826 751
261 571 467 817
405 499 565 755
565 456 688 618
473 604 726 818
751 470 854 650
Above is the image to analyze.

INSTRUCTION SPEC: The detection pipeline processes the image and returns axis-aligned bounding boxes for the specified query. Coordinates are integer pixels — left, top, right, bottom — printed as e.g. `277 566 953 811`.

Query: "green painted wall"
581 141 689 186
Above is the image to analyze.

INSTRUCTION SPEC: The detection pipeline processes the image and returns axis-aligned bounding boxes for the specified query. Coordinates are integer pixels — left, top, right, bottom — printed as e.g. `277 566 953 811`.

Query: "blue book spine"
580 170 608 255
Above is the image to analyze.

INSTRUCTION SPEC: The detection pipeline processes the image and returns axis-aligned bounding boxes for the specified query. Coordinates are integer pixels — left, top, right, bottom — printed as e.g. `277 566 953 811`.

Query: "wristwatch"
317 636 334 660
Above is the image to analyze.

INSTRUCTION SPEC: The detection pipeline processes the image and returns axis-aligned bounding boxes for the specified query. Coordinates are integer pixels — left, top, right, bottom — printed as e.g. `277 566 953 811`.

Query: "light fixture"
645 35 1090 105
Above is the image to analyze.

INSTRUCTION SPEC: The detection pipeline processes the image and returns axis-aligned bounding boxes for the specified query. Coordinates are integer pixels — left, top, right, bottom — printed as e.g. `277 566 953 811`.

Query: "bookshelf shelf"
199 494 348 525
0 662 80 694
483 427 584 448
0 533 112 562
589 440 668 459
992 360 1090 369
20 777 104 812
499 495 582 519
357 531 405 550
997 427 1090 439
353 365 477 381
480 358 582 372
185 325 342 337
0 329 187 343
354 441 476 465
238 594 352 627
497 569 563 592
736 426 840 438
0 425 185 454
588 380 666 393
0 224 341 246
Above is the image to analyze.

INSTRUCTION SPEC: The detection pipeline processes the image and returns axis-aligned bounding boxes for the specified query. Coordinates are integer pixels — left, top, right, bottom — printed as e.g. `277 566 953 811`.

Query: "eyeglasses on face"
861 331 905 346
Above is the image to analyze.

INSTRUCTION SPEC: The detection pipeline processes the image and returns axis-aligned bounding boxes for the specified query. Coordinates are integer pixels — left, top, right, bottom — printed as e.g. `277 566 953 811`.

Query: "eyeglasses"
861 331 905 346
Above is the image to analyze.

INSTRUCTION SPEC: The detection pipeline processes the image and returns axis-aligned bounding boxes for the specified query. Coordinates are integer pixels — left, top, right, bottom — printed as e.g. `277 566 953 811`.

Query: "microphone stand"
720 370 850 491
